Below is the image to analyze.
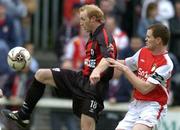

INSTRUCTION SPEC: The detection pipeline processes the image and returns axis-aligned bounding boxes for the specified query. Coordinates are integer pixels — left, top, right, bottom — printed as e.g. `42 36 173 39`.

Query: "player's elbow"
140 89 151 95
139 82 155 95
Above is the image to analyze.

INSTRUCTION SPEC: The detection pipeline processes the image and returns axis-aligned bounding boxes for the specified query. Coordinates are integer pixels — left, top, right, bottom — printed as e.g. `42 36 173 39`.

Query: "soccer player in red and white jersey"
91 23 174 130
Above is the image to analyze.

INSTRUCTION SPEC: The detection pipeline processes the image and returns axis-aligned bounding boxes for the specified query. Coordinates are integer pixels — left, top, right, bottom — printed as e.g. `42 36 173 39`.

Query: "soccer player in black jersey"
1 4 117 130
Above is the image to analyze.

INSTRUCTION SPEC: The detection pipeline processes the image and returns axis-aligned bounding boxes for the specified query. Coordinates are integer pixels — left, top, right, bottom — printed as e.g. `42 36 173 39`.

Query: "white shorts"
115 100 167 130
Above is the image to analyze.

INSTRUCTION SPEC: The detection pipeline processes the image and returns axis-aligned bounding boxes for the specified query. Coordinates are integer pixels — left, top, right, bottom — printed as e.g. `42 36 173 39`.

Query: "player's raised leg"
1 68 56 128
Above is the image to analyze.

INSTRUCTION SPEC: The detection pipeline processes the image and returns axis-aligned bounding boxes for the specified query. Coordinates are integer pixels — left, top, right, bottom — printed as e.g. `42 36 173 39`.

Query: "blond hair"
79 4 105 23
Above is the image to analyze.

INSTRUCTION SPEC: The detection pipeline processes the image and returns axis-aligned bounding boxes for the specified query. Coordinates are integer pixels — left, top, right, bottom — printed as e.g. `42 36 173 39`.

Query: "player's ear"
156 37 162 45
90 16 96 23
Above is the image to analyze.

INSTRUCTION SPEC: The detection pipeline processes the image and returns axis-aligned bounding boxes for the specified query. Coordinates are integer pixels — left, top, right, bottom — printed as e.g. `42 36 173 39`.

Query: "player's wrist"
122 65 128 72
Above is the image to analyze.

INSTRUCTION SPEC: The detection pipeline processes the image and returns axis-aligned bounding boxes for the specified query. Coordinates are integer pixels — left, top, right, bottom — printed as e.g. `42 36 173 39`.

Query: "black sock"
18 77 45 120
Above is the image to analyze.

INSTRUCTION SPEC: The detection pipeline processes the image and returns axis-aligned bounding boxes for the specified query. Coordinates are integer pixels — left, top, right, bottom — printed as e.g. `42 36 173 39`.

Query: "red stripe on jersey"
157 105 164 119
103 28 109 46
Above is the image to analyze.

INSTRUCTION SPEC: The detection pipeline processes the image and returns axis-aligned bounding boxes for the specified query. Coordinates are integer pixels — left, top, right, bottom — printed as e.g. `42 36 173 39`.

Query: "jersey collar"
90 23 105 39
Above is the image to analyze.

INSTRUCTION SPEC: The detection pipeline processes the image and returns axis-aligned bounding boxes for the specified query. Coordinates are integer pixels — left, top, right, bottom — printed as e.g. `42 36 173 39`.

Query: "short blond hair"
79 4 105 23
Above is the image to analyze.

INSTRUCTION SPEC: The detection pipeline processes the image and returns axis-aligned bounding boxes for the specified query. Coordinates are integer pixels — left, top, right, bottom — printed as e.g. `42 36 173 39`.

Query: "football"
7 46 31 71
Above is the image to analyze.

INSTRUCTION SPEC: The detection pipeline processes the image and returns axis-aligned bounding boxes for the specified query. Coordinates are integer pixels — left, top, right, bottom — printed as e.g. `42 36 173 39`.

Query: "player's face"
145 29 157 51
80 10 92 32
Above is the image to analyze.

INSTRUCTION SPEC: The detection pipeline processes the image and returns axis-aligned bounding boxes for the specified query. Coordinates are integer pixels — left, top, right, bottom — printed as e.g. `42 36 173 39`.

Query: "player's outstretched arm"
112 59 124 79
107 58 156 95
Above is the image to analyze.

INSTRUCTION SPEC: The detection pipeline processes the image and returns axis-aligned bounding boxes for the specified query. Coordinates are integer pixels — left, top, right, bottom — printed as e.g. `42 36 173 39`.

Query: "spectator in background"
141 0 175 27
0 0 28 45
120 0 142 38
118 36 144 60
23 43 39 73
63 0 95 22
99 0 126 27
169 0 180 61
168 0 180 106
168 52 180 106
137 2 159 40
0 2 18 49
54 4 81 63
62 28 88 70
21 0 37 42
105 14 129 53
99 0 115 16
0 40 11 93
3 66 34 101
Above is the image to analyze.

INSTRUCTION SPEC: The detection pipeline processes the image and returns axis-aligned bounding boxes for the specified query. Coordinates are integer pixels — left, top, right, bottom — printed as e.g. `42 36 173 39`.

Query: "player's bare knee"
81 114 95 130
34 69 49 83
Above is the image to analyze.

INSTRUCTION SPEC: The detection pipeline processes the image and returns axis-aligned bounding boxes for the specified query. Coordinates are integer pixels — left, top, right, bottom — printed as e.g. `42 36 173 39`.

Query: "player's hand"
0 89 3 98
89 69 100 86
106 58 125 71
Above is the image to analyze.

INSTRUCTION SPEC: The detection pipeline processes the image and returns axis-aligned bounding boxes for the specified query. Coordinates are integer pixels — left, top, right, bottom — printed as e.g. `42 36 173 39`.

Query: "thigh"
51 68 81 97
135 101 167 129
115 100 139 130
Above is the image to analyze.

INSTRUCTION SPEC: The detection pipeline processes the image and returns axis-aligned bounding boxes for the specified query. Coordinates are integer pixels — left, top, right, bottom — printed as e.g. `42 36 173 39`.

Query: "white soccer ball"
7 46 31 71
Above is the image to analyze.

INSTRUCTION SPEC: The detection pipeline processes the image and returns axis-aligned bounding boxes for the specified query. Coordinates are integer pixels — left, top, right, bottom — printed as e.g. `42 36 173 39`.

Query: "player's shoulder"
164 53 174 68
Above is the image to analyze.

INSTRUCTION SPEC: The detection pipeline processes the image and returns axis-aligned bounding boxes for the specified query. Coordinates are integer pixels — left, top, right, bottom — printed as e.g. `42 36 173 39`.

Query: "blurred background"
0 0 180 130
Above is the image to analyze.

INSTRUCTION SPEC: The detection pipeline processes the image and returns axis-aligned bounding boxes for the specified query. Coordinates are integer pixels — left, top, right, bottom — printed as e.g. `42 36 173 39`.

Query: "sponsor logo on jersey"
90 49 95 56
138 68 149 80
84 59 96 68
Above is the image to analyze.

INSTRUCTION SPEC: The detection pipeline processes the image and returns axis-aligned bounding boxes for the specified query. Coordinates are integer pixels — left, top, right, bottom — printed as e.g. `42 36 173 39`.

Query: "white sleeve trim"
125 49 141 71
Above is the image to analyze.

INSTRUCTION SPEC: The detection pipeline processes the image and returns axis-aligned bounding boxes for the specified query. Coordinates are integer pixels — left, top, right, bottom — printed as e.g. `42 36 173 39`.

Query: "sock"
18 77 45 120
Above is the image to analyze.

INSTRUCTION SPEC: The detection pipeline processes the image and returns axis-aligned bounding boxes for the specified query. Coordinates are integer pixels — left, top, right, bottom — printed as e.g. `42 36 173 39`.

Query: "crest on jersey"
151 64 157 72
107 43 114 52
90 49 95 56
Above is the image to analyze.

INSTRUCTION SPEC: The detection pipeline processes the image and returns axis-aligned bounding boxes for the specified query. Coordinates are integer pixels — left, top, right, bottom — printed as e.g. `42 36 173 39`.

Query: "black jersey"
82 23 117 80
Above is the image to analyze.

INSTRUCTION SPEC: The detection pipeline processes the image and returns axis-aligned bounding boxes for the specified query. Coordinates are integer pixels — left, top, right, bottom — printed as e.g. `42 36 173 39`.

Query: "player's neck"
151 46 168 55
91 22 102 34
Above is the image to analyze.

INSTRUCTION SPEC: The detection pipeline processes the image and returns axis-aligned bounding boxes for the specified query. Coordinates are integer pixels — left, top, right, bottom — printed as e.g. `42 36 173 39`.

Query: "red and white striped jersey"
125 47 174 105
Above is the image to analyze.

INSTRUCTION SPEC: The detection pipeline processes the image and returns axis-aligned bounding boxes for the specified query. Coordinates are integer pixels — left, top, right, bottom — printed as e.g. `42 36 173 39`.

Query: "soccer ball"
7 46 31 71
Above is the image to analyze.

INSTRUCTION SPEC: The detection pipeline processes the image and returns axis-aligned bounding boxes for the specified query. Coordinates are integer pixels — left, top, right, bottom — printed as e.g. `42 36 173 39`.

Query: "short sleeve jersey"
125 47 174 105
82 23 117 80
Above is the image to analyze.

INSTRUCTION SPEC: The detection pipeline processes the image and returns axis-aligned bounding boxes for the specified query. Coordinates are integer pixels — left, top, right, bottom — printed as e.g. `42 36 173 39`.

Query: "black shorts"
51 68 105 121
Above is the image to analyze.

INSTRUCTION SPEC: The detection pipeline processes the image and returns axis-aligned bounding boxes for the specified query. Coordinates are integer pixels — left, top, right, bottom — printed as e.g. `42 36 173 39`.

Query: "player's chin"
146 43 151 48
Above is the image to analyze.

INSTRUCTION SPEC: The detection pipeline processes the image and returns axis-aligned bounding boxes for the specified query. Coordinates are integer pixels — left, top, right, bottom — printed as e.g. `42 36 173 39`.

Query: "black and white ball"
7 46 31 71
